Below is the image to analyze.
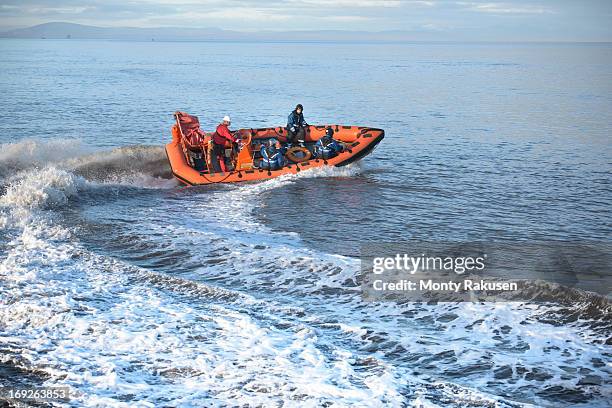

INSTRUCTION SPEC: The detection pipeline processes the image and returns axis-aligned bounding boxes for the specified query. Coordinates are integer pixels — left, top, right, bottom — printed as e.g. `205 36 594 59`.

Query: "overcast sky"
1 0 611 41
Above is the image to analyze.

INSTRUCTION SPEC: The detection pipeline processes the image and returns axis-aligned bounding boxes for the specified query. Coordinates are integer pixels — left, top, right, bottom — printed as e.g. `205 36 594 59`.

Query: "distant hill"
0 22 424 42
0 22 225 41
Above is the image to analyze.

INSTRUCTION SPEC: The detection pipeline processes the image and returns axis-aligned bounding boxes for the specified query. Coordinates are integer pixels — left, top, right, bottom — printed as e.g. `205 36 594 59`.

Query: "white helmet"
223 115 231 122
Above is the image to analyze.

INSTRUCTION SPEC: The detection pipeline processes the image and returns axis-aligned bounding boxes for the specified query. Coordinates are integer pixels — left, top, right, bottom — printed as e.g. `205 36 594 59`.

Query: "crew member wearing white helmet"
211 115 239 173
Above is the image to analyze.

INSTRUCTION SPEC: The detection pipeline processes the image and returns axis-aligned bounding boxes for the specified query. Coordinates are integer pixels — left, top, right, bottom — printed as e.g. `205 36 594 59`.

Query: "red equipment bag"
175 111 205 147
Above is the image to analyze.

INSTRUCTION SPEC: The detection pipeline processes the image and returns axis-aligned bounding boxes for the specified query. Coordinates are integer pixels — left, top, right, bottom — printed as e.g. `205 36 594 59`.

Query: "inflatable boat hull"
165 125 384 186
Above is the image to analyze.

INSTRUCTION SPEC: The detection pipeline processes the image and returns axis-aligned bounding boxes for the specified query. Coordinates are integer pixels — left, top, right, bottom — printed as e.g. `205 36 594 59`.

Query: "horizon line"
2 22 610 43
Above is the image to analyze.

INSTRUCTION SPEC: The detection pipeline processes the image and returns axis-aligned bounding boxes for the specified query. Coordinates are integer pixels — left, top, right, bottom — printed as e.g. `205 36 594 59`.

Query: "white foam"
0 138 92 171
2 140 609 406
1 167 84 210
0 139 176 190
140 172 611 406
0 237 411 406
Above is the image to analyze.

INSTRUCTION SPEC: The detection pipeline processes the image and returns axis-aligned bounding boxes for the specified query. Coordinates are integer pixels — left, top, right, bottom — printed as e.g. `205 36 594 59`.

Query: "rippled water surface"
0 39 611 407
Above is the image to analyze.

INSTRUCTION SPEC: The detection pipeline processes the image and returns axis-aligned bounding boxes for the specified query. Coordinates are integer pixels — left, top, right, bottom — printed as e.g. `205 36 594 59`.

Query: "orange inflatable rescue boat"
165 111 384 185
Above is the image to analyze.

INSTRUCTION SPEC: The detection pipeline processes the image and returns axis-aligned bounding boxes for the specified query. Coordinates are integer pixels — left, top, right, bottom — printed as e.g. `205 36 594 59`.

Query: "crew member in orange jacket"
211 115 239 173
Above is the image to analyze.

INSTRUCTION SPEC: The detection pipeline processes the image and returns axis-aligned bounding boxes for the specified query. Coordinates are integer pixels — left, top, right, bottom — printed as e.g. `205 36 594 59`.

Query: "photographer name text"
372 279 518 292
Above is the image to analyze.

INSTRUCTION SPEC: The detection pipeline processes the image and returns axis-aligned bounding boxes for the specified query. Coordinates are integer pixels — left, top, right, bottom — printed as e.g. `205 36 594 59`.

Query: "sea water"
0 39 610 407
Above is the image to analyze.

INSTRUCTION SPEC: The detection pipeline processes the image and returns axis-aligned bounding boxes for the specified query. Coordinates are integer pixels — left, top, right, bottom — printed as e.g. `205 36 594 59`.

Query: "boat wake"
0 139 176 190
0 138 610 407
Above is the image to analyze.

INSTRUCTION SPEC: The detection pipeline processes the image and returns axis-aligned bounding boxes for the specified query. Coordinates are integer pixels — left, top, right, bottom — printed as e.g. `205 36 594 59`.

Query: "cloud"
287 0 401 7
28 7 91 15
320 15 372 22
457 2 554 15
0 0 610 41
188 7 294 22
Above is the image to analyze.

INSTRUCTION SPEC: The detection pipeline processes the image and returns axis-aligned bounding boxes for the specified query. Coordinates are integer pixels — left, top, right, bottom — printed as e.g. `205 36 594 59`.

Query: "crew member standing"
211 115 239 173
286 104 308 146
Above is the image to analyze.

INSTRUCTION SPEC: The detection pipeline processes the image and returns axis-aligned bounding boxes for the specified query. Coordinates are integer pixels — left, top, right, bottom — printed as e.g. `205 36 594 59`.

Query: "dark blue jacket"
287 110 307 130
315 136 343 158
260 145 285 162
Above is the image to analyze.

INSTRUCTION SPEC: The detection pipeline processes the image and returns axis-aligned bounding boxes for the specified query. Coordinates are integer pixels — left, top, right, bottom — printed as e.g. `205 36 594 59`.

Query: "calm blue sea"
0 39 610 407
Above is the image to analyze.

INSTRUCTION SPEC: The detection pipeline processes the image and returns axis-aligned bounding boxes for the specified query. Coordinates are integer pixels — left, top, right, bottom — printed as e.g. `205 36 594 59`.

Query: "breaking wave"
0 139 175 190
